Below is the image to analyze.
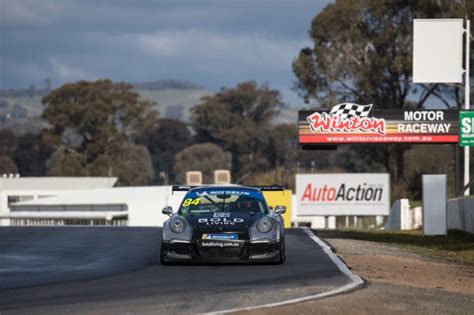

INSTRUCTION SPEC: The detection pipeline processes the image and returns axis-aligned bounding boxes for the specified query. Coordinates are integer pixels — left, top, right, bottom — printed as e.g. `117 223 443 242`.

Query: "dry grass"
318 229 474 265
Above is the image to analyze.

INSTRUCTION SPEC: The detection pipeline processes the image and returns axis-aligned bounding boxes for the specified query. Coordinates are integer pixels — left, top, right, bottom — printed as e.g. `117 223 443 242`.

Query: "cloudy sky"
0 0 331 104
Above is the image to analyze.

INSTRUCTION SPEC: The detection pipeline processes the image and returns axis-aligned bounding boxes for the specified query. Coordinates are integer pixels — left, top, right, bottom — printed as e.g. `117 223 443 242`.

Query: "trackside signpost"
460 111 474 146
298 105 459 145
296 173 390 216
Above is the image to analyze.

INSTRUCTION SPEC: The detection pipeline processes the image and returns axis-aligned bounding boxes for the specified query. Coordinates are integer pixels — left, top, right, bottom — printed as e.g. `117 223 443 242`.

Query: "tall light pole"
464 19 470 195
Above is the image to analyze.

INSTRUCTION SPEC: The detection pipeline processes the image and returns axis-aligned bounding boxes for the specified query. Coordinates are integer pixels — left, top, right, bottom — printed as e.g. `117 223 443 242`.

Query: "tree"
404 145 455 200
191 81 282 179
86 142 154 186
0 156 18 175
41 80 158 184
0 129 16 156
292 0 459 189
265 123 297 169
46 143 154 186
114 143 154 186
174 143 231 184
14 133 54 176
136 118 193 183
46 147 87 176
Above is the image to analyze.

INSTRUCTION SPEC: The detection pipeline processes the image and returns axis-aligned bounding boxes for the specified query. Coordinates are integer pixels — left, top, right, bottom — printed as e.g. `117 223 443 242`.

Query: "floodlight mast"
464 19 470 196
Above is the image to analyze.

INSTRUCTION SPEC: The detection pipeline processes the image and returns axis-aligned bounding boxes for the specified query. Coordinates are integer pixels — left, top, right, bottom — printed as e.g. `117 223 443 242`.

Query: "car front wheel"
275 240 286 264
160 243 170 265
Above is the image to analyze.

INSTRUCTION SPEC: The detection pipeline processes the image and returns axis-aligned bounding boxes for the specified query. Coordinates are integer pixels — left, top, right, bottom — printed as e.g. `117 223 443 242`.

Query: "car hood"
183 212 265 232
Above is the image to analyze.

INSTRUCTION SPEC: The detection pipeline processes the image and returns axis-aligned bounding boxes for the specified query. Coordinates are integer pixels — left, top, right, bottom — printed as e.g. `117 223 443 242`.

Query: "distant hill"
136 86 212 122
0 80 297 128
0 80 213 123
133 80 204 90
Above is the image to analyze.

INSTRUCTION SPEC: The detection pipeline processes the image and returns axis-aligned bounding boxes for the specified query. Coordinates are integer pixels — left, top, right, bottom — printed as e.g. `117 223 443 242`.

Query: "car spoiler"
172 185 198 192
171 185 285 194
251 186 285 191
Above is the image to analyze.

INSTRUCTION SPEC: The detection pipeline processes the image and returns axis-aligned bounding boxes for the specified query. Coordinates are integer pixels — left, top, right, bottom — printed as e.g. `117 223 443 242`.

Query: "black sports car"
160 185 286 264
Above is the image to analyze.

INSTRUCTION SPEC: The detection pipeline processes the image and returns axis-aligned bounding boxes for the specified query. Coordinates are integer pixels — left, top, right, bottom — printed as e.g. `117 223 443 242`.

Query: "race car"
160 185 286 264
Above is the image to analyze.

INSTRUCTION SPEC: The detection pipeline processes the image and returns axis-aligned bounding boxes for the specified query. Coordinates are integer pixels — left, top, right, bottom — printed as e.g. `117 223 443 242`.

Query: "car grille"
250 242 278 256
198 247 244 258
173 243 192 255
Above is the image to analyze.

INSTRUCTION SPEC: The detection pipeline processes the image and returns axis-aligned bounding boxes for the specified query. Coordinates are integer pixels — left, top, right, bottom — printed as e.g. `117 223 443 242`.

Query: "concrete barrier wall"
447 197 474 233
385 199 422 230
385 199 406 230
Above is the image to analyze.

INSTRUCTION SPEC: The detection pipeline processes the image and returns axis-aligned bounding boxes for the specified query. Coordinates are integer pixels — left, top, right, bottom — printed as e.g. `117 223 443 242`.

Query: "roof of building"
0 177 118 190
9 186 171 207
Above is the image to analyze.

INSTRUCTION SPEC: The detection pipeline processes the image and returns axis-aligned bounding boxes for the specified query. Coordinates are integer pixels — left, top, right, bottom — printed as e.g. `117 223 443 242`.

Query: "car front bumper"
161 239 280 263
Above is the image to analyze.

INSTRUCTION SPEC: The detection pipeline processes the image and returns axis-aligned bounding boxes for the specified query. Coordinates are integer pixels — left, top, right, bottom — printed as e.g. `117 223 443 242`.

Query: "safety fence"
6 218 128 226
0 211 128 227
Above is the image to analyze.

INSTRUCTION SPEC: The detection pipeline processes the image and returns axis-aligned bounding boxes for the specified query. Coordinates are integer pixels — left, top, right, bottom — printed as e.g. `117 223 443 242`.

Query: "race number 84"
182 198 200 206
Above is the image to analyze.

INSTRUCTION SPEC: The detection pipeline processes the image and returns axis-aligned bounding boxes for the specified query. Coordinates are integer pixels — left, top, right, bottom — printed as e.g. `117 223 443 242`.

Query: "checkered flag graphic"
329 103 373 119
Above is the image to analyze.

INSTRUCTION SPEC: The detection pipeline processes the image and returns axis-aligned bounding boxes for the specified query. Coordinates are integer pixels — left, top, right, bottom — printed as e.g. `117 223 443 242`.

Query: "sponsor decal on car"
198 212 245 225
201 241 240 247
202 233 238 240
197 190 252 196
198 217 244 225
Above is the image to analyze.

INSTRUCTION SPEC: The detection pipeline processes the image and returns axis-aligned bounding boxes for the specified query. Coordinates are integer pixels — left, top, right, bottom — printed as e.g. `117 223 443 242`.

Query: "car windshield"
178 189 268 216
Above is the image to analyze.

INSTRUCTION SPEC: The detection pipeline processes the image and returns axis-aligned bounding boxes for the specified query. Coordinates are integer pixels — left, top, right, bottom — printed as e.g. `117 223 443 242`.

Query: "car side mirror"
162 206 173 216
274 205 286 215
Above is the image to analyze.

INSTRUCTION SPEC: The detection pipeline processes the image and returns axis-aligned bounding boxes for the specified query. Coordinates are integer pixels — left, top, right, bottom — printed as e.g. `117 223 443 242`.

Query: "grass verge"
317 229 474 266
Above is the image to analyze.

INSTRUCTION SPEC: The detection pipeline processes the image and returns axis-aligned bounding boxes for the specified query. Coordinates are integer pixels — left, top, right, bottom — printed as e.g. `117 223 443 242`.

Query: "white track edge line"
202 227 365 315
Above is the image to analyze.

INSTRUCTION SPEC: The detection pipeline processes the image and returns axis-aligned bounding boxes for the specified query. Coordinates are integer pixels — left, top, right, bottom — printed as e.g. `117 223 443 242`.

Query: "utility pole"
464 19 470 195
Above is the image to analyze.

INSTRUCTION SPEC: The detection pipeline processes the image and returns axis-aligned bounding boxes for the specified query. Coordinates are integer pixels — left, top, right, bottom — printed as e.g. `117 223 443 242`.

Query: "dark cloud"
0 0 331 104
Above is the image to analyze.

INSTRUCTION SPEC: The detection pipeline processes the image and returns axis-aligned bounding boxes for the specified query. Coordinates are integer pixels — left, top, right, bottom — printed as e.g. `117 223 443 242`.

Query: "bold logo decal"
307 103 386 135
198 216 244 225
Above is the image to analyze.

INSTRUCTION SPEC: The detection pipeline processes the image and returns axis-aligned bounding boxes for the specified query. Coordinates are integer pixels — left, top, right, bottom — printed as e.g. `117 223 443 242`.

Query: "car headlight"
170 217 186 233
256 218 273 233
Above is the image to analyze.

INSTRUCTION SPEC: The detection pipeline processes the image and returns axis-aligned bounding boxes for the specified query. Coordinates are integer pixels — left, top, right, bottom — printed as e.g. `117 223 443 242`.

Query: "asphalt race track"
0 227 351 314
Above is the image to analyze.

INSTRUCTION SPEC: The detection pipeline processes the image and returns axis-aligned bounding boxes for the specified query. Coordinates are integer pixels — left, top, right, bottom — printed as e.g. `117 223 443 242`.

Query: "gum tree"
292 0 462 191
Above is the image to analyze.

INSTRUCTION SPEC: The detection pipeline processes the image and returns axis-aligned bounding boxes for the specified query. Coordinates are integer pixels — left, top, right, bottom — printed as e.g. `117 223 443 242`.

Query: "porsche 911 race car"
160 185 286 264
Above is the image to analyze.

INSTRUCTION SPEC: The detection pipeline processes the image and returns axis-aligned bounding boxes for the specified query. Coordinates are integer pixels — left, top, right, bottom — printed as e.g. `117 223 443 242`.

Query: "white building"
0 176 188 226
0 176 117 226
6 186 185 227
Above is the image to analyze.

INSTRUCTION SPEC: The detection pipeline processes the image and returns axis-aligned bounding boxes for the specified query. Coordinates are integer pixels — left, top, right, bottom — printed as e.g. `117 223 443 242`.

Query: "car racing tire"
160 243 170 265
275 240 286 264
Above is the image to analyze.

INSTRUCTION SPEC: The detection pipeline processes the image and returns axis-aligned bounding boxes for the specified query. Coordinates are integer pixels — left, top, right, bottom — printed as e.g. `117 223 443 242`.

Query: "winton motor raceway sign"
296 174 390 216
298 103 459 144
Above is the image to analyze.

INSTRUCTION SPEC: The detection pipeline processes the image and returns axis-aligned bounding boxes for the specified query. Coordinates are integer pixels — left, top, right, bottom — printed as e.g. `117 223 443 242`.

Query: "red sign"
299 104 459 144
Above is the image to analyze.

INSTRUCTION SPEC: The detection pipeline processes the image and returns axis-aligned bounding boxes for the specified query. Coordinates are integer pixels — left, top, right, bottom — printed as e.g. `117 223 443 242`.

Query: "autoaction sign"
296 174 390 216
299 104 459 144
459 111 474 146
